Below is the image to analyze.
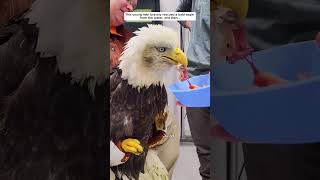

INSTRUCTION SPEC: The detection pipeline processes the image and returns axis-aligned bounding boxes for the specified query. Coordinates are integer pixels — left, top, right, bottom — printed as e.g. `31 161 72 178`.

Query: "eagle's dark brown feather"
0 0 33 27
0 18 38 113
110 68 168 180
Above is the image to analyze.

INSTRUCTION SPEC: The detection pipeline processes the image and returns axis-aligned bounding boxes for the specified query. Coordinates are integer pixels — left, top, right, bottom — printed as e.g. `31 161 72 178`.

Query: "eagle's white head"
119 24 188 88
26 0 107 93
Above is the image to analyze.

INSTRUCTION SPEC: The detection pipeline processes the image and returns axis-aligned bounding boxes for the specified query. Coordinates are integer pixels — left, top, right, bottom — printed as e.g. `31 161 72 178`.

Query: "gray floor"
172 142 202 180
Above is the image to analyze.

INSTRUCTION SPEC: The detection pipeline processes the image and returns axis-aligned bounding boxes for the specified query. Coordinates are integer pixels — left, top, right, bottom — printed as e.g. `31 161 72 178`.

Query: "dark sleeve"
0 22 37 106
0 61 53 179
176 0 192 12
176 0 193 27
246 0 320 50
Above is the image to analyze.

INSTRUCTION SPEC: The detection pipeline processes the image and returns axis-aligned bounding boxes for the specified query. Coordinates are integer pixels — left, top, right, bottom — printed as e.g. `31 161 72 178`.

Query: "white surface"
110 141 125 167
124 12 196 21
160 0 181 42
172 143 202 180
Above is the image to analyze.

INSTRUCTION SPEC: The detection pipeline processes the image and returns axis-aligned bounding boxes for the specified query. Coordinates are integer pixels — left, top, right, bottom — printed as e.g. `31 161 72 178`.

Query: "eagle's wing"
110 69 140 142
110 68 168 179
0 57 106 180
110 68 123 97
0 18 38 112
110 69 150 179
110 68 160 143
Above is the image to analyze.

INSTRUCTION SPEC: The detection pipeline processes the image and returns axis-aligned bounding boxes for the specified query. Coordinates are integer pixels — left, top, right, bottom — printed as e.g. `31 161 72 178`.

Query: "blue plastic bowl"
212 40 320 144
169 74 210 107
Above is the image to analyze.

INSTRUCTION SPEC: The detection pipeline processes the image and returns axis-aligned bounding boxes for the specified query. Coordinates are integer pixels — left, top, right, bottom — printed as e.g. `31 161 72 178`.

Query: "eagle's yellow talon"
121 138 144 155
131 139 141 145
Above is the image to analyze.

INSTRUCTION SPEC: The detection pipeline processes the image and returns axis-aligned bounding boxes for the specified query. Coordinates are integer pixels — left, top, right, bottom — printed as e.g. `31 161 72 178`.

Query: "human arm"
176 0 192 30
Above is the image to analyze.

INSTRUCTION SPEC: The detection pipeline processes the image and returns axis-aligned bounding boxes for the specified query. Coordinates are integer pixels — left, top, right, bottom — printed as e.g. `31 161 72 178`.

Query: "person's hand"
183 21 192 30
120 138 143 156
176 101 185 107
177 65 189 81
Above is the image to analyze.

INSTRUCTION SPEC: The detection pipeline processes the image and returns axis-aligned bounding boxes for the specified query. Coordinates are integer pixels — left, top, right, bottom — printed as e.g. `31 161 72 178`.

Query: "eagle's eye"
157 47 166 52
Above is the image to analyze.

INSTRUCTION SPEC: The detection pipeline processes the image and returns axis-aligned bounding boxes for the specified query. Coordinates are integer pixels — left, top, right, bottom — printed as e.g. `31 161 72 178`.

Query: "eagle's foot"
120 138 144 156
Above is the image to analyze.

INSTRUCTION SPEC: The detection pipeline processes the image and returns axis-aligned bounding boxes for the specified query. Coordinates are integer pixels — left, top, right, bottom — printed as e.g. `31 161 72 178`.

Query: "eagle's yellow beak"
212 0 249 22
162 48 188 67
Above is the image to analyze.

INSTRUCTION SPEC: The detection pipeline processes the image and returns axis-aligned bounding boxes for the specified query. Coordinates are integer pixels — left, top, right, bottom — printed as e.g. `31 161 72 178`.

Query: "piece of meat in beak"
214 8 253 64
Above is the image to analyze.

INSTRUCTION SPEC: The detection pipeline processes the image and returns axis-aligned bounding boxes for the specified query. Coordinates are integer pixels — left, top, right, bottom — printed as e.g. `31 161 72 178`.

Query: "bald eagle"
0 0 107 179
110 25 187 180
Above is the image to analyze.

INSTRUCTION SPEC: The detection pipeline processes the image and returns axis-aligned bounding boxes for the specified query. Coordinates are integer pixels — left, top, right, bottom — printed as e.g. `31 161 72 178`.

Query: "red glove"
227 24 254 64
176 66 189 107
177 65 189 81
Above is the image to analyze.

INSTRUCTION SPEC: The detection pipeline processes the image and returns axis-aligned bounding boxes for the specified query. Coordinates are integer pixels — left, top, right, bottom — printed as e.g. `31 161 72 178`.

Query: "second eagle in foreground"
110 24 188 179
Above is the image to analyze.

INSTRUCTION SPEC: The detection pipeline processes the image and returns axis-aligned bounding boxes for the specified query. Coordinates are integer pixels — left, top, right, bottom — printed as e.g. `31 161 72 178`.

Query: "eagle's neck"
26 0 107 91
119 58 179 89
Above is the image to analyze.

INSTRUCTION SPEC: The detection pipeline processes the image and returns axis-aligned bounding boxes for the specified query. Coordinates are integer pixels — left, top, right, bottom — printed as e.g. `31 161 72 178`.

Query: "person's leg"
186 107 211 180
243 143 320 180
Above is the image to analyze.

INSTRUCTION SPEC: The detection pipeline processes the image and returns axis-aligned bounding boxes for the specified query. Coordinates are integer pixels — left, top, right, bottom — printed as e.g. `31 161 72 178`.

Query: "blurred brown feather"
0 0 32 27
